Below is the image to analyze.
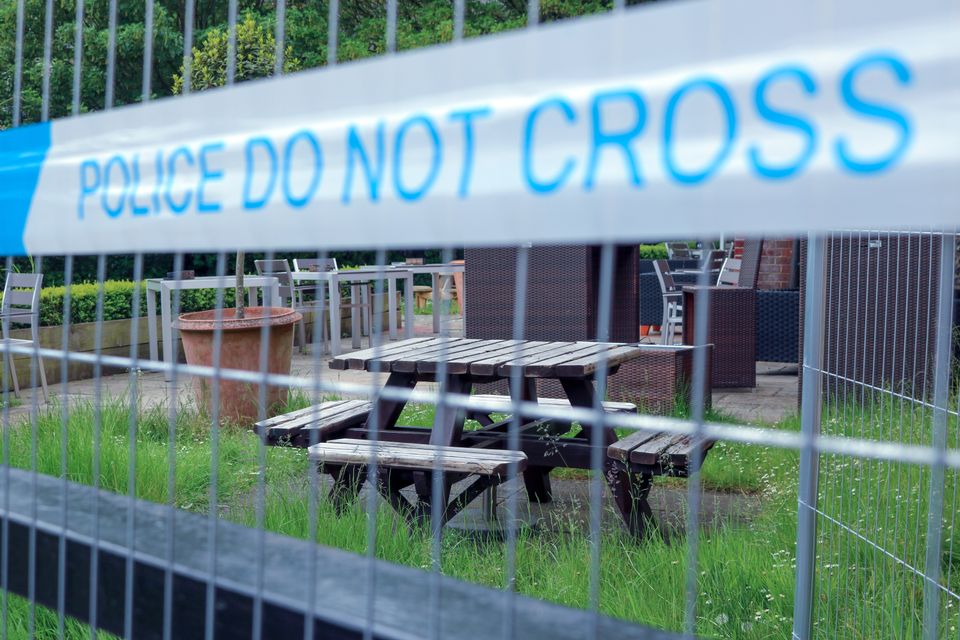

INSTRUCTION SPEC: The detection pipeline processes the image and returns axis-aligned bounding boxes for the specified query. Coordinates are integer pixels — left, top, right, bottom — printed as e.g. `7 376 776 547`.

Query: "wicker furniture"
755 289 800 363
605 344 712 414
682 286 756 388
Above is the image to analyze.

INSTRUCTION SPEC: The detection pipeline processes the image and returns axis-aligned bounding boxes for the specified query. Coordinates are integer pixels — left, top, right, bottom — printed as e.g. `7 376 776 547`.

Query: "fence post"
921 231 957 639
792 233 826 639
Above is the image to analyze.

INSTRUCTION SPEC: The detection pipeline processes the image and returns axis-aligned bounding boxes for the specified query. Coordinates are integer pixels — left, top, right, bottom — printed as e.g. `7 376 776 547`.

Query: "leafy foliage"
172 13 300 94
2 279 239 326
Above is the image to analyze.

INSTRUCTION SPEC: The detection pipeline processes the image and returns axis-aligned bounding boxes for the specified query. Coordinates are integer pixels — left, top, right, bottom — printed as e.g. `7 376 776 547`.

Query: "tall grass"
0 392 955 638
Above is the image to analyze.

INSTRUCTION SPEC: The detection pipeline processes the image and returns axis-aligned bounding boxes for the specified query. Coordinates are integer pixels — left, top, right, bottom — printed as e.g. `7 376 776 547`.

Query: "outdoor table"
328 336 649 530
292 268 415 356
146 275 280 382
363 263 465 334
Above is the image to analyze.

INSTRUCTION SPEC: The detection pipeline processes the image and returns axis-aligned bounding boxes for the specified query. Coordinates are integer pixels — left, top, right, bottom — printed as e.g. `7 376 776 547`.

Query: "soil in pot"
175 307 302 424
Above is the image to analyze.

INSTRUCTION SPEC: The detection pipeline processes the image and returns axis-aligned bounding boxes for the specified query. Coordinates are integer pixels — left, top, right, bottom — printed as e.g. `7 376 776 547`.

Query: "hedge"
7 281 240 327
638 244 669 260
5 249 463 287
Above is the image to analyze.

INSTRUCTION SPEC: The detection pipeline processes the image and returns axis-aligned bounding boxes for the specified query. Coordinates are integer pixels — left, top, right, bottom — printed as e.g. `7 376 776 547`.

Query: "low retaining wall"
2 293 399 392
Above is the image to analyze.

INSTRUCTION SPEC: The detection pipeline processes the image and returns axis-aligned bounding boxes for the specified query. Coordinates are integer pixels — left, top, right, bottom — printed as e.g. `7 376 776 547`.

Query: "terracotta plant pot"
176 307 302 424
639 325 651 337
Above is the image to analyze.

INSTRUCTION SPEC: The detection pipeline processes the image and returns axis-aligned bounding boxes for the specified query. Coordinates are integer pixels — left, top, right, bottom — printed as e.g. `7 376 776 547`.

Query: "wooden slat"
606 430 664 463
662 437 716 468
391 339 488 373
469 394 636 415
3 290 35 307
628 433 686 466
329 337 437 370
553 345 645 378
308 438 527 475
362 338 473 372
417 340 528 375
495 342 603 376
255 399 350 430
468 342 579 376
347 337 445 370
509 343 616 377
267 401 373 437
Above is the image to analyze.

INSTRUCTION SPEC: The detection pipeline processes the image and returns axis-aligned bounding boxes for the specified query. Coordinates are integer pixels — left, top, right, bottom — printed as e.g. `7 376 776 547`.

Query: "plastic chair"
1 273 48 402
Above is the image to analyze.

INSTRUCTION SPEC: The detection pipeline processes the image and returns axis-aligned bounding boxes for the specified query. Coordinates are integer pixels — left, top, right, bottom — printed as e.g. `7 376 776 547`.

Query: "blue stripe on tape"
0 122 51 256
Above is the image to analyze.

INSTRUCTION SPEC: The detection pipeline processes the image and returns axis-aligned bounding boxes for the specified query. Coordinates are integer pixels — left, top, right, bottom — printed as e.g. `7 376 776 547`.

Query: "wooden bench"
253 399 373 447
309 438 528 526
607 430 714 477
465 394 635 426
606 430 715 536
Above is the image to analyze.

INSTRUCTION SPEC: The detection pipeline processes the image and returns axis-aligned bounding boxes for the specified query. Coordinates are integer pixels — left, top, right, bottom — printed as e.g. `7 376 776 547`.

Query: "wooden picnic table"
327 336 651 531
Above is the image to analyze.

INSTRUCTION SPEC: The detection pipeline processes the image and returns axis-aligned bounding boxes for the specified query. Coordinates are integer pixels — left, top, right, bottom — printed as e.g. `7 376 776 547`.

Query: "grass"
0 396 22 410
0 388 956 638
407 298 461 316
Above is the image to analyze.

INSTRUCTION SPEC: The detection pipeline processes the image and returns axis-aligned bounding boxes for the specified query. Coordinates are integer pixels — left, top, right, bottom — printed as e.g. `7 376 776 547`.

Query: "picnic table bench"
254 337 713 535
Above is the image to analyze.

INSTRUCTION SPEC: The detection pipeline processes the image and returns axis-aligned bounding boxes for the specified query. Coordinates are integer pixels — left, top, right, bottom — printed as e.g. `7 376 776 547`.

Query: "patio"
3 315 798 428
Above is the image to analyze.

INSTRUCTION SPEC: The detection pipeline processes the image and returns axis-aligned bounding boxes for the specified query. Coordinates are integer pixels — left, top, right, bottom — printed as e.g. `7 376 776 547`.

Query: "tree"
172 13 300 94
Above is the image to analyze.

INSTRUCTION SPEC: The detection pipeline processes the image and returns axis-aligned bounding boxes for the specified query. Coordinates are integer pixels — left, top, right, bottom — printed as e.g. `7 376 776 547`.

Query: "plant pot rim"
174 306 302 332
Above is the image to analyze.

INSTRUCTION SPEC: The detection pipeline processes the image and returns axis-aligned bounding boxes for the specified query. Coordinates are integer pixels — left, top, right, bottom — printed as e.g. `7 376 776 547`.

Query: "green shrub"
1 281 239 327
638 244 669 260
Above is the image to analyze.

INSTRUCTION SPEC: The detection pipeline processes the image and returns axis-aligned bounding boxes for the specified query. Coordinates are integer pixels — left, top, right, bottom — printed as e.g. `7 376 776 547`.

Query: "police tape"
1 0 958 255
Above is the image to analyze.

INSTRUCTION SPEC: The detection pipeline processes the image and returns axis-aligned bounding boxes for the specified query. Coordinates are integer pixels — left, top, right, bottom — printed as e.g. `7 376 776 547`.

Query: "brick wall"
757 238 795 289
732 237 796 289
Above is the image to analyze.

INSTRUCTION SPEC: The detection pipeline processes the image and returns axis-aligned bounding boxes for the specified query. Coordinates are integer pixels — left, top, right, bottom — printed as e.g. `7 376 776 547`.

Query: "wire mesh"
0 1 958 639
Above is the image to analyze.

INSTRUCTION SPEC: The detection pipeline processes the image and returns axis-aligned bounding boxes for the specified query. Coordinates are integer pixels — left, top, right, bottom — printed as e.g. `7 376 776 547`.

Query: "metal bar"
0 467 675 640
921 231 957 639
792 233 827 640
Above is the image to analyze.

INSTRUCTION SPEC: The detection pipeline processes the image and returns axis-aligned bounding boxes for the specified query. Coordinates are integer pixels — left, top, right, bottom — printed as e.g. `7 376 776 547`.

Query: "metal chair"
652 260 683 345
292 257 336 306
1 273 48 402
717 258 742 287
255 259 334 353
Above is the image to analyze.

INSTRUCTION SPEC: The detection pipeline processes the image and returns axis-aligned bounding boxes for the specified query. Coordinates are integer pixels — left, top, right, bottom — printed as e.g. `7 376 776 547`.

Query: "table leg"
146 288 158 362
350 284 361 350
511 378 553 503
387 277 397 340
431 273 440 334
160 284 174 382
247 287 257 307
430 376 471 446
403 274 414 339
329 275 341 356
361 284 372 342
559 378 652 533
365 372 418 434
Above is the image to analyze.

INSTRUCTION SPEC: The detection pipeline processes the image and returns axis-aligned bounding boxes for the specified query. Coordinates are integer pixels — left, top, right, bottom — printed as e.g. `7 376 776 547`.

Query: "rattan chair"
1 273 48 402
653 260 683 345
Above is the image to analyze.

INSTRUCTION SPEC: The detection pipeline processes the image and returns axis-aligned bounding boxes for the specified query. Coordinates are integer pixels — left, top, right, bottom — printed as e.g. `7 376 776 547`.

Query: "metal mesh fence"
0 0 958 638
